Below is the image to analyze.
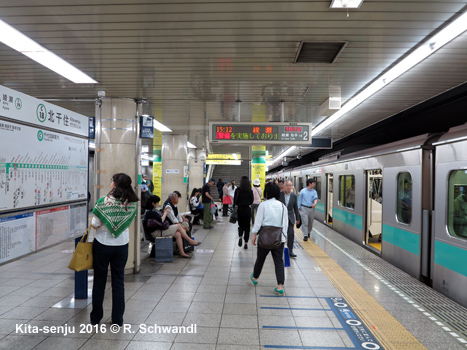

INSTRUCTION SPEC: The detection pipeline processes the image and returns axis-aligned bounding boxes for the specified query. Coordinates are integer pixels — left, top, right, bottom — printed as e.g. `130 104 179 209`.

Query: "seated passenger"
143 195 200 258
189 188 203 225
165 192 192 233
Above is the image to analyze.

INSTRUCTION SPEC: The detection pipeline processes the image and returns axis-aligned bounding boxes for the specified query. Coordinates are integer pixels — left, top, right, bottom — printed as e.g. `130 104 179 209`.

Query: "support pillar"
162 135 188 211
95 98 139 273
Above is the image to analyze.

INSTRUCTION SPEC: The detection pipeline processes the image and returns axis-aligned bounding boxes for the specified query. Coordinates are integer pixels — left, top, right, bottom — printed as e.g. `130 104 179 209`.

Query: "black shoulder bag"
257 204 285 249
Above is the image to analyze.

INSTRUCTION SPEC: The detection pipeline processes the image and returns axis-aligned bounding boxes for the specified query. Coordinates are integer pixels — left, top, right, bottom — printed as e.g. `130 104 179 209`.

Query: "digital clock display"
209 122 312 145
285 126 302 132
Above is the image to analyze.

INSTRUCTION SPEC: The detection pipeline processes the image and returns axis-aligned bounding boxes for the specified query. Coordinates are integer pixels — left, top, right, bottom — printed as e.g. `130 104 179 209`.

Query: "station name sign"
209 122 312 145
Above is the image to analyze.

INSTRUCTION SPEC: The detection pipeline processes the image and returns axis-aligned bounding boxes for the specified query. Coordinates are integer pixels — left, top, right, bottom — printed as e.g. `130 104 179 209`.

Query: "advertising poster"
251 146 266 192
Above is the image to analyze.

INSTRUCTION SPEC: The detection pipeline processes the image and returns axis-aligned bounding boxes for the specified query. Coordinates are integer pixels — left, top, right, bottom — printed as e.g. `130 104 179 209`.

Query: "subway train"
268 123 467 308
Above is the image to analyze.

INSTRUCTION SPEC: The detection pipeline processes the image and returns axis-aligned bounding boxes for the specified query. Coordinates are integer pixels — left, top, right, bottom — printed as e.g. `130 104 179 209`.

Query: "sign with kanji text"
209 122 312 145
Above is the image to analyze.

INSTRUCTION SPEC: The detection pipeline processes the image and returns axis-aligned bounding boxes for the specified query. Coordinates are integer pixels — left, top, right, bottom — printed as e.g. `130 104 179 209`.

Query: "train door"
325 174 333 225
366 170 383 251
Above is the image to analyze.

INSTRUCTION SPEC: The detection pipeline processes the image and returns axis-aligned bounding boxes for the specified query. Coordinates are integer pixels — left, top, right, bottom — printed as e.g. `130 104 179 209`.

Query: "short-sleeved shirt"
202 183 211 203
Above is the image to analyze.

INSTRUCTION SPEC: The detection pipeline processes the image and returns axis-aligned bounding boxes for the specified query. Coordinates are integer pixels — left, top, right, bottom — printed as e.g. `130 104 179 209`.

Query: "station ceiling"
1 1 466 166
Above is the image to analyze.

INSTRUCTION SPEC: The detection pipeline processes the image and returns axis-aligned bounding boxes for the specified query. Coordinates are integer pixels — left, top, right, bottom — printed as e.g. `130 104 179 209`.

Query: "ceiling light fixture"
187 142 197 149
0 19 98 84
272 146 296 165
152 119 172 132
330 0 364 8
312 9 467 136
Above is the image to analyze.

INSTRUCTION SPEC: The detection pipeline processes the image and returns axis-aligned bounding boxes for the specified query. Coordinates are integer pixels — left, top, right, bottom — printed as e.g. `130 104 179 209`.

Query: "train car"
432 124 467 306
268 125 467 307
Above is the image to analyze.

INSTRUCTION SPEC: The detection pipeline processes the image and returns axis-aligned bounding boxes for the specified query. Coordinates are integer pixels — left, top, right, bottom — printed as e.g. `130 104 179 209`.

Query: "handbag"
68 225 93 272
229 207 238 223
210 204 217 215
223 196 233 205
147 218 170 230
257 205 285 249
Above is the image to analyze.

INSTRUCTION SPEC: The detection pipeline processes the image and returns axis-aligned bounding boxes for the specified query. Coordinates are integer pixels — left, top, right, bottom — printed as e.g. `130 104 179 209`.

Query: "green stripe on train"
315 202 324 214
382 224 420 256
434 240 467 277
333 208 362 230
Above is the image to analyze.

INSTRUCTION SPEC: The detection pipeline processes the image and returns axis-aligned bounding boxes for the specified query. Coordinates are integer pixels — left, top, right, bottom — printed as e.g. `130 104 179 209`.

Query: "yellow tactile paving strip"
297 233 426 350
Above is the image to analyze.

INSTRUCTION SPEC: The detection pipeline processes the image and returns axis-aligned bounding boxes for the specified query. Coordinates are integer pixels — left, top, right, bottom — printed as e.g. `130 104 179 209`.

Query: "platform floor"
0 219 467 349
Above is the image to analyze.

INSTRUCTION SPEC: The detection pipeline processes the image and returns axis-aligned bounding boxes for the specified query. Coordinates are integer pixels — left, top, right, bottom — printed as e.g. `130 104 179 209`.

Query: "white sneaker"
216 217 222 222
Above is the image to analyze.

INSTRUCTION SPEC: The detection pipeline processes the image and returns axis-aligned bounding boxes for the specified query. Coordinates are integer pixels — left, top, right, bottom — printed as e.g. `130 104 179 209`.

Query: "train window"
315 177 321 199
396 172 412 224
448 171 467 240
339 175 355 209
298 177 304 192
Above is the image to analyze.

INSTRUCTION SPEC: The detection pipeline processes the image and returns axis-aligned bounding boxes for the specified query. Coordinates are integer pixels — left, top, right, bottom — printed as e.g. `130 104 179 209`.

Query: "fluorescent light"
330 0 364 9
0 19 97 84
187 141 197 148
272 146 296 165
313 9 467 136
153 119 172 132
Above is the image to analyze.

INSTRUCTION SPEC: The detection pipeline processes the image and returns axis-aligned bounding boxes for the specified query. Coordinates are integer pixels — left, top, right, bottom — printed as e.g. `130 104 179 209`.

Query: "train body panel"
268 128 467 308
432 131 467 307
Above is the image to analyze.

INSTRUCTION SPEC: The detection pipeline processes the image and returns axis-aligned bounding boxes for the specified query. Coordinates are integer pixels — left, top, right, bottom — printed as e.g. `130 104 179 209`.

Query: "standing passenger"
234 176 253 249
279 180 300 258
222 180 231 216
251 178 262 225
202 178 215 229
298 178 318 241
229 181 237 211
90 173 139 327
217 178 224 202
250 182 288 295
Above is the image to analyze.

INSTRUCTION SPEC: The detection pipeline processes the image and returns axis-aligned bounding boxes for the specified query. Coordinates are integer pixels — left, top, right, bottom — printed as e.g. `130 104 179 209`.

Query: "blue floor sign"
326 297 383 350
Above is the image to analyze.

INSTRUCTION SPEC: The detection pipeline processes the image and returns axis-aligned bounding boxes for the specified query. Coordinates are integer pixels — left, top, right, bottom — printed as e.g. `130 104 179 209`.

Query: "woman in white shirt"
228 181 237 210
91 173 139 326
250 182 288 295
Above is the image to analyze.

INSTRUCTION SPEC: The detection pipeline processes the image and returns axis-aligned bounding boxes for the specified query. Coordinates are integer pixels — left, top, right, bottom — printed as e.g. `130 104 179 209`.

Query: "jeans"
90 239 129 326
253 243 285 285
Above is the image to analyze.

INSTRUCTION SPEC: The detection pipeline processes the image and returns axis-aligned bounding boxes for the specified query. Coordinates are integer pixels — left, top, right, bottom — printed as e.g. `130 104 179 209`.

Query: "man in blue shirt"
298 178 318 241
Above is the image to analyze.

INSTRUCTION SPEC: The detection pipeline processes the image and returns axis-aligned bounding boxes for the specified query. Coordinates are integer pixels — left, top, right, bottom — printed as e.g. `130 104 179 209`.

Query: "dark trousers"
237 205 251 242
286 222 295 254
223 204 229 216
253 243 285 285
91 239 129 326
191 209 203 224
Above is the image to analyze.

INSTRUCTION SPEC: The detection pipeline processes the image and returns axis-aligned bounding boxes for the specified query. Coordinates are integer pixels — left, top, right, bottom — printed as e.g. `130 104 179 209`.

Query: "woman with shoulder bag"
90 173 139 327
143 195 200 258
250 182 288 295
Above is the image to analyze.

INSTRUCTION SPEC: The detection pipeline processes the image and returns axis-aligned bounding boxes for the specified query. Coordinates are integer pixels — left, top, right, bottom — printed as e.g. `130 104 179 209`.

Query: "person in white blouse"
90 173 139 327
250 182 288 295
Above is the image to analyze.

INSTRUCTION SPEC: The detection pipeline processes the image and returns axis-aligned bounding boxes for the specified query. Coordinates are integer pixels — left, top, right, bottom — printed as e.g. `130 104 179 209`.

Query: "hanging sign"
209 122 312 145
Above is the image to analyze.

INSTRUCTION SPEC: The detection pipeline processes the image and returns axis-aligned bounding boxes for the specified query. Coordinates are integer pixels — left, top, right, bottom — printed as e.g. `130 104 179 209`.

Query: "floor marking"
297 230 426 350
263 326 344 330
261 307 331 311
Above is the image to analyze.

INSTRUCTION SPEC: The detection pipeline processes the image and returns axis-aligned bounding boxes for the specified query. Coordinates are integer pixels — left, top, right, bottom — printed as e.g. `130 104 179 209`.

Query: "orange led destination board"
209 122 312 145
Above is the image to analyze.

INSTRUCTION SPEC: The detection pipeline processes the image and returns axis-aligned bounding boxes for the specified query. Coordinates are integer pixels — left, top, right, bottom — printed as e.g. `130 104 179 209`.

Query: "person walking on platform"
279 180 300 258
298 178 318 241
251 178 262 225
228 181 237 211
202 178 215 229
234 176 253 249
90 173 139 327
250 182 288 295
